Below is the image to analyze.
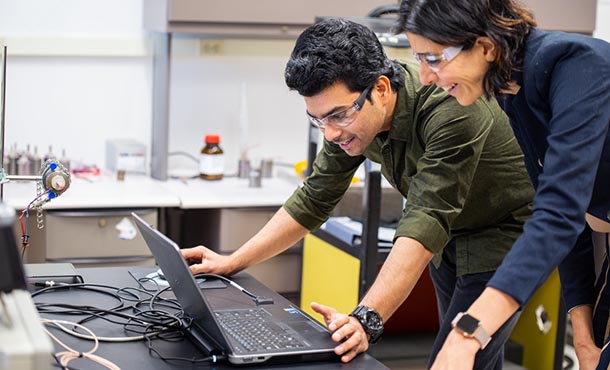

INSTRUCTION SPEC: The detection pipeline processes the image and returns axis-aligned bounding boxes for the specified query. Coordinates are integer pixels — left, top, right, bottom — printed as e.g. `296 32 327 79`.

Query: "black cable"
194 273 274 305
33 283 184 335
36 279 226 366
142 324 225 364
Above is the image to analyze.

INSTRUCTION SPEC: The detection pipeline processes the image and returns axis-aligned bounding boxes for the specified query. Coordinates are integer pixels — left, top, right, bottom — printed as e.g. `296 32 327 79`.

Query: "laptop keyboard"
215 308 309 352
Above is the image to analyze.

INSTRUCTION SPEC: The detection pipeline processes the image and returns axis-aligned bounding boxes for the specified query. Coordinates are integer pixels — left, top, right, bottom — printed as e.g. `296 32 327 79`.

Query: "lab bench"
1 174 304 297
2 176 180 268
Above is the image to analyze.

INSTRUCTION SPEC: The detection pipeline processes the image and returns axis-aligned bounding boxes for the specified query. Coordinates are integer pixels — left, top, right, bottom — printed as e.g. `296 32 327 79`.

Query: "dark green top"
284 62 534 275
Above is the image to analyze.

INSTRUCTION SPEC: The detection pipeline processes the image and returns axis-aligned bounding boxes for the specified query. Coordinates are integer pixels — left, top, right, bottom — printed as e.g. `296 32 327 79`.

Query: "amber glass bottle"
199 134 225 180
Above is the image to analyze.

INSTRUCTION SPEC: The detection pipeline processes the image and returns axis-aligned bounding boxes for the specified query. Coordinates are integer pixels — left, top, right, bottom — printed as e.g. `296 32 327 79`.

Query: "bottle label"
200 153 225 175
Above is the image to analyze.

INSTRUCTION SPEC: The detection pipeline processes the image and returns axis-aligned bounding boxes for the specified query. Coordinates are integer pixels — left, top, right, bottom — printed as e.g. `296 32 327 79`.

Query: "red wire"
19 209 29 249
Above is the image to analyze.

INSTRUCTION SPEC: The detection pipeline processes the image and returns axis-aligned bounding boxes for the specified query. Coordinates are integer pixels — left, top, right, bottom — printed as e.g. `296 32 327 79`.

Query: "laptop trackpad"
197 278 227 290
288 320 327 334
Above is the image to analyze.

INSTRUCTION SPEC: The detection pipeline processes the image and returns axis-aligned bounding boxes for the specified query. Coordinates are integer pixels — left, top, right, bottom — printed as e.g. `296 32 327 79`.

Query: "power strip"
0 290 52 370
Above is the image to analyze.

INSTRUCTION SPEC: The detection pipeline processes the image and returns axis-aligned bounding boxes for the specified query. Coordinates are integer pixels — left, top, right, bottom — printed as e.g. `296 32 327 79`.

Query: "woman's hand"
573 340 601 370
430 330 479 370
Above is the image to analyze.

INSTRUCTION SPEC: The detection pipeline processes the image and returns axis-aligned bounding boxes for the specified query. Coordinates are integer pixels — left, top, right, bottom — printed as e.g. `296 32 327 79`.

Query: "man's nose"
323 124 343 142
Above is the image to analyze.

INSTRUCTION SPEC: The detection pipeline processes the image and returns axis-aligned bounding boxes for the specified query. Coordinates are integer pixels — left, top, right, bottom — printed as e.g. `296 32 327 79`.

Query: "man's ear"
375 76 392 98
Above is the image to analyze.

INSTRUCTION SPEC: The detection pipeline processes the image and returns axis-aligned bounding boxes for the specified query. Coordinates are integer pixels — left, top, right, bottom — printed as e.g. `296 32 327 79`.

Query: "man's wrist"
349 305 384 344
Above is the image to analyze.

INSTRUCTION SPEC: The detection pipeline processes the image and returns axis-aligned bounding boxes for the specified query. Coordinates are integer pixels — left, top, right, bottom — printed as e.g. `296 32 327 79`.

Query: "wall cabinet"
524 0 596 33
144 0 396 38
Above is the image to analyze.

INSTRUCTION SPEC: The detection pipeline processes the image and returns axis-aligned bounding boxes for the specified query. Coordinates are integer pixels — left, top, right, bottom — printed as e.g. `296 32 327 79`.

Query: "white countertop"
1 175 181 210
162 176 301 209
0 173 302 210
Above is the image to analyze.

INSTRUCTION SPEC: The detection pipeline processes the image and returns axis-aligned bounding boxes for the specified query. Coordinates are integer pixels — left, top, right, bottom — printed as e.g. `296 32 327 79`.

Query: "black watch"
349 305 384 344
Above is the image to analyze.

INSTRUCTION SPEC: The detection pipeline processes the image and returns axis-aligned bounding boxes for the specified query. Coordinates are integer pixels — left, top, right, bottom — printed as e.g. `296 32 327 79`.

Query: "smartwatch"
349 305 384 344
451 312 491 349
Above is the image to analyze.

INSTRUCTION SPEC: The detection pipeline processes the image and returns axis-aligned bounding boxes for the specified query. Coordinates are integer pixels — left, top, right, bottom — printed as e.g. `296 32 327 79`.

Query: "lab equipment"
105 139 147 173
0 202 53 370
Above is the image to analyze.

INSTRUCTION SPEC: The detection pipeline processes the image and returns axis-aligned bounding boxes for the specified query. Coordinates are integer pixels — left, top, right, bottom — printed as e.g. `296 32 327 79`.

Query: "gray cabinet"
23 209 157 267
166 207 302 295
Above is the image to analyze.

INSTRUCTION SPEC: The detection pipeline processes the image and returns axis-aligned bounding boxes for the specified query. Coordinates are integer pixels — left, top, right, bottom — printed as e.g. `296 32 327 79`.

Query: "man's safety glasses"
306 86 372 130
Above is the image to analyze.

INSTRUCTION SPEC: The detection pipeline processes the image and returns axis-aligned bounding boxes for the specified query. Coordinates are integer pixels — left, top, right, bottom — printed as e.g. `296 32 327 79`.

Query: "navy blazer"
489 29 610 310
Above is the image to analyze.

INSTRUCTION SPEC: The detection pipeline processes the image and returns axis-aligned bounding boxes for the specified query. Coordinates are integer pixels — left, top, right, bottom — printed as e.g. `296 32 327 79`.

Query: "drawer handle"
47 209 156 217
47 256 153 264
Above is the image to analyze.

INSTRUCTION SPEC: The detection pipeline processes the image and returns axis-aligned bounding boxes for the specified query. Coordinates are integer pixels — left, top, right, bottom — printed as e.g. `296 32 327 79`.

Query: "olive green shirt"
284 62 534 275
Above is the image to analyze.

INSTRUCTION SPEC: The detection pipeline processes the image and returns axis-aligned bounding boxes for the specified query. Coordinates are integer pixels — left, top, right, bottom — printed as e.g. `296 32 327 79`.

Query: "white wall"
0 0 308 177
595 0 610 41
1 0 606 177
167 39 307 176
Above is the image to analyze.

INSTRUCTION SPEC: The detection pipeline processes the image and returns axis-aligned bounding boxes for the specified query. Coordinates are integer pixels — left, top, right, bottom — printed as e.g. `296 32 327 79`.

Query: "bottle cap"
205 135 220 144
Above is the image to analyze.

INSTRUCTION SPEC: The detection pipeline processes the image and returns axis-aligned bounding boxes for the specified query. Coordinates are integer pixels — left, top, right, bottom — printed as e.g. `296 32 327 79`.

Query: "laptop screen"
131 212 232 352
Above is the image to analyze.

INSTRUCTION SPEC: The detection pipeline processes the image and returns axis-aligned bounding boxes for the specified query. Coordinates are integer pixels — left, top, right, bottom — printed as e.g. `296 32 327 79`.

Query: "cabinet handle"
47 209 156 217
47 255 154 264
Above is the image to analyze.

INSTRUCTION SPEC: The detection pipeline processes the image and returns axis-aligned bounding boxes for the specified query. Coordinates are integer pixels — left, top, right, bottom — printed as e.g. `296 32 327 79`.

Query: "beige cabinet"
23 209 157 267
218 208 302 295
168 207 302 295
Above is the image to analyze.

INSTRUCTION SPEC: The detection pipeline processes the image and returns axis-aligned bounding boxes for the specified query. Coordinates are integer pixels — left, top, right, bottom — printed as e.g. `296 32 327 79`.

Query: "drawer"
45 209 157 260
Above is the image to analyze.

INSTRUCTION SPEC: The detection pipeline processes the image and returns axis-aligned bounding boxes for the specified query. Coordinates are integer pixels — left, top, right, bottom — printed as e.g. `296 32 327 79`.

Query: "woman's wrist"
447 328 484 352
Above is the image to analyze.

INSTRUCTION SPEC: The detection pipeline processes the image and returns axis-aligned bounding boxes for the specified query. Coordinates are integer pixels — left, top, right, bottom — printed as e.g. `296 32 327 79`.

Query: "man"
182 19 534 369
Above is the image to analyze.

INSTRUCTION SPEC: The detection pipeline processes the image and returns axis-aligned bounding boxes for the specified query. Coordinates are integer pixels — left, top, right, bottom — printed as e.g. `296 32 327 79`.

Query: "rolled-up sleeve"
283 140 364 231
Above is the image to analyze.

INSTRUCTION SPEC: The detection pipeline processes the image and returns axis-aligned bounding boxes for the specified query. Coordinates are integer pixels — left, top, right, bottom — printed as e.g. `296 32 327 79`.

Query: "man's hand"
310 302 369 363
180 246 234 275
429 330 479 370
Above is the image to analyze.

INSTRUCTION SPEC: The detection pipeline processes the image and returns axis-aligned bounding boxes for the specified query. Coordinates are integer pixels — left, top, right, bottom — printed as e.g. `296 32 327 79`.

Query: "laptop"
131 212 338 365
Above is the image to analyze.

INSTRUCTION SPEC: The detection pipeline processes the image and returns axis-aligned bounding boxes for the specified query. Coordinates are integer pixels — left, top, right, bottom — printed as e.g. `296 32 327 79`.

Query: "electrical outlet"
199 40 224 56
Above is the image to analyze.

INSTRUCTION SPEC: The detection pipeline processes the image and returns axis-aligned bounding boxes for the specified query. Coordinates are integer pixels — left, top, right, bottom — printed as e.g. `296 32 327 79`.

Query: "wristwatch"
451 312 491 350
349 305 384 344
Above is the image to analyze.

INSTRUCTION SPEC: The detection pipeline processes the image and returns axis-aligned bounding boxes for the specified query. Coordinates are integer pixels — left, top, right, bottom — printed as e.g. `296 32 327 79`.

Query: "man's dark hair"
285 18 405 97
397 0 536 98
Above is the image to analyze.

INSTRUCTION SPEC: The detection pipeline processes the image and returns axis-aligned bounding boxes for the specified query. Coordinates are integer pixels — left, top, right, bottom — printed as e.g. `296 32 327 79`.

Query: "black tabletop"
33 265 388 370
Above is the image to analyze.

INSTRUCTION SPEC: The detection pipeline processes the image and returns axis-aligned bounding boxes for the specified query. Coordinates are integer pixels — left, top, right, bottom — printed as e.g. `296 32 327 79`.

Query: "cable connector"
254 296 274 305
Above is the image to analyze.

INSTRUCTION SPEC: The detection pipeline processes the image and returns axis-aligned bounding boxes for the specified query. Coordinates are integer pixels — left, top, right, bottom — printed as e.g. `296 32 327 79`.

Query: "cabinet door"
45 209 157 265
218 208 302 294
218 208 277 252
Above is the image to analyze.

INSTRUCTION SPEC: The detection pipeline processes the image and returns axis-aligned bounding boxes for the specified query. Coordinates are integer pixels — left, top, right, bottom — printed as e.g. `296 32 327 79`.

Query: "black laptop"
131 212 338 365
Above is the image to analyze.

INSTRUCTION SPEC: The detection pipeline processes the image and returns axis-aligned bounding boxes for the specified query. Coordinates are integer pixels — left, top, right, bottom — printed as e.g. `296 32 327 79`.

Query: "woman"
398 0 610 369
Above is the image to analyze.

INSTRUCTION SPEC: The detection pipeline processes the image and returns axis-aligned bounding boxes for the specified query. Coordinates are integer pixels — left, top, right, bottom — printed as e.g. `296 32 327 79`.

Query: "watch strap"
349 305 383 344
473 327 491 350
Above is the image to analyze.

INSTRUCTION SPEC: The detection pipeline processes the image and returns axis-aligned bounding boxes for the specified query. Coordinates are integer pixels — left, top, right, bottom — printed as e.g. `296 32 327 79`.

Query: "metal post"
359 159 381 299
150 33 171 180
1 45 9 201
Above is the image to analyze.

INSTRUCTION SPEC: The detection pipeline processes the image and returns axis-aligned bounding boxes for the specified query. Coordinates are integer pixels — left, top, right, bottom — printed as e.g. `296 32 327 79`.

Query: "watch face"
365 311 384 330
457 314 480 334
